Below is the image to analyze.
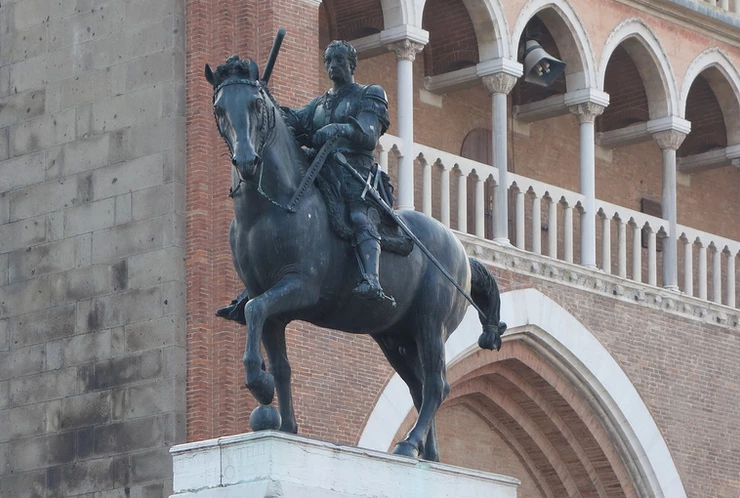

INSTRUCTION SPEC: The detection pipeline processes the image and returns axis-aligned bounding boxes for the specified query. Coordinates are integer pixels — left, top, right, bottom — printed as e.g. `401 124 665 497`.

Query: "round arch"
680 48 740 144
358 288 687 498
510 0 597 91
598 18 677 118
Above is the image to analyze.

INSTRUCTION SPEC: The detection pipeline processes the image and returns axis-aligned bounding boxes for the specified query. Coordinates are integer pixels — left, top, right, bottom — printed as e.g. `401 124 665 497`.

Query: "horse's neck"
264 118 307 189
233 116 308 210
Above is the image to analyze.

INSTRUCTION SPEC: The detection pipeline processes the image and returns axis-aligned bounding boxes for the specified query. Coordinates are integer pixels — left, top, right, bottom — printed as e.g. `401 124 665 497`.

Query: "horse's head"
205 55 273 180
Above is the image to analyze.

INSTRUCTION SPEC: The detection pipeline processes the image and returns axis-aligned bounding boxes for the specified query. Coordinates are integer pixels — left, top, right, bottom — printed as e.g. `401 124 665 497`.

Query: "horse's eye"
254 98 264 111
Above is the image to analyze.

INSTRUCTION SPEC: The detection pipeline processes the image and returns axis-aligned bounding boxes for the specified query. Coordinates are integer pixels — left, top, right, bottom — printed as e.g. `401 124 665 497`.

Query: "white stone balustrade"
377 134 739 310
692 0 740 14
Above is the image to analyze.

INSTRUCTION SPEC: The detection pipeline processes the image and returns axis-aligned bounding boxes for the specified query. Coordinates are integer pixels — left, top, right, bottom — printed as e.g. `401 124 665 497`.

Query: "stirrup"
354 279 396 307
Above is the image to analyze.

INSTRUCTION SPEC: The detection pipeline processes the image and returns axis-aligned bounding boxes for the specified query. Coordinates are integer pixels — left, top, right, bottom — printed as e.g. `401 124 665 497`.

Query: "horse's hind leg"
262 319 297 433
392 327 449 460
374 335 442 461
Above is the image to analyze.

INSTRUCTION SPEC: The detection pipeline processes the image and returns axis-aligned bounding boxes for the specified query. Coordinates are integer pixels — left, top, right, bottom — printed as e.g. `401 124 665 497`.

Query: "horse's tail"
469 257 507 351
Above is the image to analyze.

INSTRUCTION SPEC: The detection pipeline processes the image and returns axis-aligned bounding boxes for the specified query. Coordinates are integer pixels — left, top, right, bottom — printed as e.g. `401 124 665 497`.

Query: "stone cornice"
614 0 740 48
457 233 740 331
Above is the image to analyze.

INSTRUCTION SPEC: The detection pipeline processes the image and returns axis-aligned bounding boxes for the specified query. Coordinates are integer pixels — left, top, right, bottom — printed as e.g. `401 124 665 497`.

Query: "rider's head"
324 41 357 85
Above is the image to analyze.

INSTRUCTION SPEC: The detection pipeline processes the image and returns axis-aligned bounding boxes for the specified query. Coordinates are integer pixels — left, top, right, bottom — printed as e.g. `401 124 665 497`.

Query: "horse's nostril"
232 157 238 166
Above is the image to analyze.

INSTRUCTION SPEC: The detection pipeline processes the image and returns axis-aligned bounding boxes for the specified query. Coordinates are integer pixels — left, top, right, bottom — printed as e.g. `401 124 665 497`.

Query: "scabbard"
286 135 339 213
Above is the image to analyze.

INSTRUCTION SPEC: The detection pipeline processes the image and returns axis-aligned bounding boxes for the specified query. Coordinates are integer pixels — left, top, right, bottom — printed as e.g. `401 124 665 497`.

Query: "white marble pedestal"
170 431 519 498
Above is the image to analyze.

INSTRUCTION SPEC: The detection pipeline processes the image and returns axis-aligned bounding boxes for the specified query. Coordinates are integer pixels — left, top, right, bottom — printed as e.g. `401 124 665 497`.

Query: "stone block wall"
0 0 186 496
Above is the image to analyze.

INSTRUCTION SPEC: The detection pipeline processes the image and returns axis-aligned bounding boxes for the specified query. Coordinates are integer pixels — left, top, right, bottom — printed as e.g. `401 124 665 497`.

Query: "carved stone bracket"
568 102 605 124
653 130 687 151
388 39 425 62
482 73 518 96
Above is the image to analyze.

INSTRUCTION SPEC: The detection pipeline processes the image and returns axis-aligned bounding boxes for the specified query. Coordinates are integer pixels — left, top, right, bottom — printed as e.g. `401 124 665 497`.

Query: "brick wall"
183 0 740 496
0 0 187 496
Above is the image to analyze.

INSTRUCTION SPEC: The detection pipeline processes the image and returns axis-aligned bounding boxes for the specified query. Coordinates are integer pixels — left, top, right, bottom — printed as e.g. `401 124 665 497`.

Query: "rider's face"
324 47 353 85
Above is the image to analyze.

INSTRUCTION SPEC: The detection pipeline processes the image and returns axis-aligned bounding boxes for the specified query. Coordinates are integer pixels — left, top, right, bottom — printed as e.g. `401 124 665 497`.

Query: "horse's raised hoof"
249 404 281 431
246 371 275 405
391 440 420 459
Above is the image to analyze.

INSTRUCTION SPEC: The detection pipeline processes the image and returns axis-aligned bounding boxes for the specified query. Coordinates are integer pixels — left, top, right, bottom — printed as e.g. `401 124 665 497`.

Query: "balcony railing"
378 134 739 311
692 0 740 15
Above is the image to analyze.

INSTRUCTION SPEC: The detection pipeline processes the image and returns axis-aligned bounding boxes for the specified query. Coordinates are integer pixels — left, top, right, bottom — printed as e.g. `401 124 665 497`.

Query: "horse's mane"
212 55 254 87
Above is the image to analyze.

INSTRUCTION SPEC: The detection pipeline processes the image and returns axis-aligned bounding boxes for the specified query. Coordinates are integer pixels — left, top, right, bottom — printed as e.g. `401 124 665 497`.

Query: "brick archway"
598 18 676 119
358 288 687 498
510 0 597 91
680 48 740 145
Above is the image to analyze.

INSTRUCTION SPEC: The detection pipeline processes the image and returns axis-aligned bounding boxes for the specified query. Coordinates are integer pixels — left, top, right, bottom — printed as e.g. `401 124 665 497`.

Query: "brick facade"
183 0 740 497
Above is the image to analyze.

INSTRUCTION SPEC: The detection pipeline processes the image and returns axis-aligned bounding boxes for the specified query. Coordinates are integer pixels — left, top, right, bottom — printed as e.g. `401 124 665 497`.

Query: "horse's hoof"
250 404 281 431
391 440 420 459
246 371 275 405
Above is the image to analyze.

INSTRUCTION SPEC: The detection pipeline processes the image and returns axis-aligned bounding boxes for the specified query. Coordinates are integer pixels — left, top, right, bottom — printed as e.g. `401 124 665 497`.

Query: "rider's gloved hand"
312 123 352 147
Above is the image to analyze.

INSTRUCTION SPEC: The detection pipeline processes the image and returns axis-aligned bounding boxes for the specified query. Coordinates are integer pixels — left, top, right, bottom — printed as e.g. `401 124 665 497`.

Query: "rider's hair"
324 40 357 73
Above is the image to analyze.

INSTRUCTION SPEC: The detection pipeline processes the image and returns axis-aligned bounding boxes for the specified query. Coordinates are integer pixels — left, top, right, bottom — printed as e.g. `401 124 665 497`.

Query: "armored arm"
281 98 319 148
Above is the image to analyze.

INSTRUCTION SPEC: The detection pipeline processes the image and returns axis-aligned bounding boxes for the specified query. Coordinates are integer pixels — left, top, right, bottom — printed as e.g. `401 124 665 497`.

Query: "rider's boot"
353 236 390 301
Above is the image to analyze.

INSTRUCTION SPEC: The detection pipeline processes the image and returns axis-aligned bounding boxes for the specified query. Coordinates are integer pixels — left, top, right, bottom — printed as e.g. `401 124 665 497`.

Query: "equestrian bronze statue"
205 39 507 462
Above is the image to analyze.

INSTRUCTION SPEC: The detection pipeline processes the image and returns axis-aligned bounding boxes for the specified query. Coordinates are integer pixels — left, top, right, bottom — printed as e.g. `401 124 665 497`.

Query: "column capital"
482 73 518 96
653 130 687 151
388 39 425 62
569 102 605 124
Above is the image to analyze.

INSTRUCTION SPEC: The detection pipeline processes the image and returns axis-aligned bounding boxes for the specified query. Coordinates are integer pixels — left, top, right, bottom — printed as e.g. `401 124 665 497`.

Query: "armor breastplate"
311 83 363 134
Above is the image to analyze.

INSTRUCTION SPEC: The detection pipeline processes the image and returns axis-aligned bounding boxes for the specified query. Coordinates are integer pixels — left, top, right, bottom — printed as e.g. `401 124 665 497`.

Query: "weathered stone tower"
0 1 186 495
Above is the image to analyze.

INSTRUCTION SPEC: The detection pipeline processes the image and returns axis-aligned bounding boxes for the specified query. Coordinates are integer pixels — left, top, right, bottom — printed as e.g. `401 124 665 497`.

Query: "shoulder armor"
362 84 388 103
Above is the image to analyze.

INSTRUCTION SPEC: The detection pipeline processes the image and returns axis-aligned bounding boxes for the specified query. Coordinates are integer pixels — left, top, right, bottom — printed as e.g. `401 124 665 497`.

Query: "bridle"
212 78 279 203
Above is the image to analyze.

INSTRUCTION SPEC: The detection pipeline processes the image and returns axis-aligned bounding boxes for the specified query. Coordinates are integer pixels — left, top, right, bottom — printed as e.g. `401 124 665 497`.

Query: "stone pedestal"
170 431 519 498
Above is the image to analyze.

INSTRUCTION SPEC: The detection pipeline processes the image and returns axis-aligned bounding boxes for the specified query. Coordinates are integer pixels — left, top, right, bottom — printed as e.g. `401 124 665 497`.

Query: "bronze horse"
205 56 506 461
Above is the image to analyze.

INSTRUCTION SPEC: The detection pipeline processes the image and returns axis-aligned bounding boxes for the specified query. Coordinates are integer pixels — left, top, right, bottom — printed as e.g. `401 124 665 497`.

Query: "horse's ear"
205 64 215 86
248 58 260 81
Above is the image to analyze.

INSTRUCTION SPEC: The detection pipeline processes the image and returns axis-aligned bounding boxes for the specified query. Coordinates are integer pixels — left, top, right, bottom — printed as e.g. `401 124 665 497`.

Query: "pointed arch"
358 288 687 498
680 48 740 144
510 0 597 91
599 18 678 118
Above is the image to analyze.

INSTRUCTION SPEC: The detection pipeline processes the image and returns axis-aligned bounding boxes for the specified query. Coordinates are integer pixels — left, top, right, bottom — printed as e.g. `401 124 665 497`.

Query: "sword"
334 152 487 319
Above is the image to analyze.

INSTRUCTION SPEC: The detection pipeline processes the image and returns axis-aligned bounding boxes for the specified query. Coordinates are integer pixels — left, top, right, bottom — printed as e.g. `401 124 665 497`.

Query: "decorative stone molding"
388 39 425 62
569 102 606 124
482 73 518 96
296 0 321 6
456 233 740 329
653 130 687 151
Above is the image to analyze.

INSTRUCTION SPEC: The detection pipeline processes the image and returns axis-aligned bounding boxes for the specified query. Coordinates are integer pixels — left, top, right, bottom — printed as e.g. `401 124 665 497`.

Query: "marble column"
569 102 605 269
388 39 425 211
653 130 686 291
483 73 518 244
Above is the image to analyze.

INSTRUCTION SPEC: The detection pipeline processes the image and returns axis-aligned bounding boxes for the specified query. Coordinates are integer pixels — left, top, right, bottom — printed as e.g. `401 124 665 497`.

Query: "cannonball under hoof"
250 404 281 431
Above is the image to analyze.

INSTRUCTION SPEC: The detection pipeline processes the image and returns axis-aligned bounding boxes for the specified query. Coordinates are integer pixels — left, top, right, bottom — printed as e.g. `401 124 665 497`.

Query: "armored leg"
350 205 391 301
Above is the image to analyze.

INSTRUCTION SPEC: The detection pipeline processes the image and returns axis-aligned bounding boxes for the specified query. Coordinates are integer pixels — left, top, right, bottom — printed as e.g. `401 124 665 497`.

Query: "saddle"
315 160 414 257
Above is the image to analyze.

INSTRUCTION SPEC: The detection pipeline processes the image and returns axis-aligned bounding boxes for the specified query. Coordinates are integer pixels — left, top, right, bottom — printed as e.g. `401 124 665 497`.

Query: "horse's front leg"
243 276 317 405
262 319 297 433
